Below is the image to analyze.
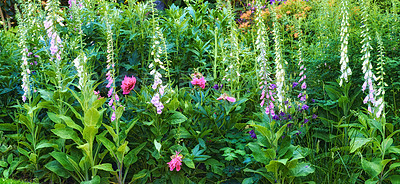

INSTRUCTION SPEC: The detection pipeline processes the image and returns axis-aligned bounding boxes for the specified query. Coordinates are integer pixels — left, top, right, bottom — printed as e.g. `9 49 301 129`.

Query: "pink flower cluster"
191 73 206 89
44 19 63 60
260 83 277 116
217 93 236 103
121 75 136 95
167 151 183 171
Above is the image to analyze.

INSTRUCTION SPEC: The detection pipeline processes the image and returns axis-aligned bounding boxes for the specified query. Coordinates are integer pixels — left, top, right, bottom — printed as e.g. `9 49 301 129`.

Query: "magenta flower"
191 73 206 89
167 151 183 171
121 75 136 95
217 93 236 102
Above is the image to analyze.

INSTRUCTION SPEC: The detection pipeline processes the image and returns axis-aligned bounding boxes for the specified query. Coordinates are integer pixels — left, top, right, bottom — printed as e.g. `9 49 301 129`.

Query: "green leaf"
124 142 147 166
350 137 372 153
242 178 254 184
248 142 268 164
171 172 185 184
389 175 400 184
290 162 314 177
361 157 382 178
96 135 116 154
36 142 58 150
168 111 188 124
183 158 195 169
84 108 100 127
130 169 148 183
381 138 393 153
389 163 400 173
0 123 17 131
0 161 8 167
82 126 98 145
103 124 117 142
368 119 383 136
81 175 100 184
45 160 71 178
266 159 288 172
116 141 129 162
59 115 83 132
51 128 80 142
93 163 115 172
47 112 61 124
38 89 53 101
49 151 74 171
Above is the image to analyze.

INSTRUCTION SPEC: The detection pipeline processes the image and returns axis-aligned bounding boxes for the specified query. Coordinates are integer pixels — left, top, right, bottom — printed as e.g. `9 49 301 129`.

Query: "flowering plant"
191 72 206 89
167 151 183 171
121 75 136 95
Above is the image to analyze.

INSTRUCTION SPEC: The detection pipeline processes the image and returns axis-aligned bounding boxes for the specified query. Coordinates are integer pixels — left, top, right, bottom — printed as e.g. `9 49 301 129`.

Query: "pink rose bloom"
121 75 136 95
191 77 206 89
167 151 183 171
190 72 206 89
217 93 236 103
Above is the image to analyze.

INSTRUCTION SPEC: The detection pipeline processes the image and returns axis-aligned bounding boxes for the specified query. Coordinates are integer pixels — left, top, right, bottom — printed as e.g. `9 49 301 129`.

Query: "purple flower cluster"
249 130 257 139
212 84 223 90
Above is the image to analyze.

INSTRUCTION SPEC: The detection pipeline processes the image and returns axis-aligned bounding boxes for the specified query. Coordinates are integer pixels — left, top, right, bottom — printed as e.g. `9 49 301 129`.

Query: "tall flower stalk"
150 5 168 115
271 6 286 111
104 10 120 121
295 18 307 111
255 0 274 117
339 0 351 86
360 0 376 116
375 32 386 118
222 0 241 97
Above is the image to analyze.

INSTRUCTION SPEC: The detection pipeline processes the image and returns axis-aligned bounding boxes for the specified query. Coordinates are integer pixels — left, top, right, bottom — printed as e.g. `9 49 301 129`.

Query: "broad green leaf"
168 111 188 124
125 117 138 135
51 128 80 142
382 138 393 152
389 163 400 173
274 124 287 147
47 112 61 124
290 162 314 177
93 163 115 172
116 141 129 162
36 142 58 150
0 123 17 131
59 115 83 132
45 160 71 178
96 135 116 154
183 158 195 169
361 157 382 178
82 126 98 145
92 97 106 109
84 108 100 127
103 123 117 142
389 175 400 184
81 175 100 184
130 169 148 183
0 161 8 167
253 125 272 145
242 178 254 184
248 143 267 164
205 159 224 176
171 172 185 184
368 119 383 136
49 152 74 171
124 142 147 166
266 159 288 172
350 137 372 153
38 89 53 101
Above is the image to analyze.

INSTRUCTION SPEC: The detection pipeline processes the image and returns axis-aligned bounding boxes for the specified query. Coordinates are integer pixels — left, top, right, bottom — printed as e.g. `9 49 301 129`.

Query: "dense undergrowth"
0 0 400 183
